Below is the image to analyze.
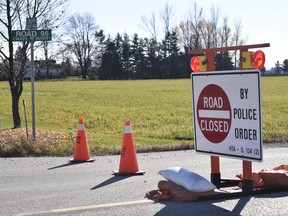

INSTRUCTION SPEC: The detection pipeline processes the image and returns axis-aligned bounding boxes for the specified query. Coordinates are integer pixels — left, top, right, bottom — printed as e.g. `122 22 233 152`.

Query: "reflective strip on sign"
199 110 230 119
124 125 132 134
78 124 85 130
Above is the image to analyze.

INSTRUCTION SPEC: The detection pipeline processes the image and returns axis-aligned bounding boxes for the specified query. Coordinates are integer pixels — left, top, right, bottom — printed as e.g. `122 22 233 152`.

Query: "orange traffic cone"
113 119 145 175
70 118 94 163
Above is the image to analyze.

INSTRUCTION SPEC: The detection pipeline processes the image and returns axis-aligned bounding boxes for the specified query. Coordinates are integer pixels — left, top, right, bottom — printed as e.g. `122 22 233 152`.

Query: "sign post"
12 18 52 142
31 40 35 141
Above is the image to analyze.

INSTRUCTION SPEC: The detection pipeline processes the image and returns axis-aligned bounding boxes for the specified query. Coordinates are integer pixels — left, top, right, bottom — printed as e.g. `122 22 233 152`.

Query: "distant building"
24 59 62 79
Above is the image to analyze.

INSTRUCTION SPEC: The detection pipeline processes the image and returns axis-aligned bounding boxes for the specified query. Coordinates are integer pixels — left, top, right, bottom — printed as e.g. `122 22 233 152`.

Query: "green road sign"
11 30 52 41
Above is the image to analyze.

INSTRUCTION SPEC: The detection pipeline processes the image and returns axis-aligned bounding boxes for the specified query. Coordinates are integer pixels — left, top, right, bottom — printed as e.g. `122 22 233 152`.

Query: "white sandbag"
158 167 216 192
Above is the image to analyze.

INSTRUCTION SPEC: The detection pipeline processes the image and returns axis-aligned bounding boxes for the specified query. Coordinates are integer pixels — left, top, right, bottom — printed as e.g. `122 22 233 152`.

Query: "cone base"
69 158 95 163
112 170 145 176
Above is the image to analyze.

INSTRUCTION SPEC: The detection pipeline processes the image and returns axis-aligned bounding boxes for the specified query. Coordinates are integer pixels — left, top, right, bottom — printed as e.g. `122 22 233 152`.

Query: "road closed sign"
191 70 262 161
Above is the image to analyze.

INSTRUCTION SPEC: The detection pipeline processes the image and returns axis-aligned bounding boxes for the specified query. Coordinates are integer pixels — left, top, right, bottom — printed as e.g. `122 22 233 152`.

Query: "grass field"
0 76 287 156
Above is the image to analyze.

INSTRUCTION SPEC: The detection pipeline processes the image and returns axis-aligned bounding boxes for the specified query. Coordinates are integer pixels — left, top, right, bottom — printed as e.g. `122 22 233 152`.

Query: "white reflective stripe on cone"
124 125 132 134
78 124 85 130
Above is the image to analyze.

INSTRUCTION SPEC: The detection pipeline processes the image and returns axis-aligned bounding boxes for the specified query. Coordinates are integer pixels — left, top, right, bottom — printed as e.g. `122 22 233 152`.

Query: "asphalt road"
0 143 287 216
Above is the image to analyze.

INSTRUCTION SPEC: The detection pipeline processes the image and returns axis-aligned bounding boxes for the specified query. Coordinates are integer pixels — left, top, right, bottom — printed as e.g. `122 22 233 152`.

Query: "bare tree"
219 16 231 47
177 20 193 52
140 12 158 42
160 1 175 70
63 12 99 79
141 2 175 43
177 2 247 71
233 19 246 46
199 20 213 49
0 0 69 128
209 5 220 48
160 2 175 35
177 2 204 51
188 3 204 50
232 18 247 68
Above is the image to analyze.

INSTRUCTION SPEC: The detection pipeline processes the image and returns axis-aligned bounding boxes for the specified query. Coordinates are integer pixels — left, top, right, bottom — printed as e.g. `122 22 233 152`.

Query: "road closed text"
234 127 257 140
200 119 229 133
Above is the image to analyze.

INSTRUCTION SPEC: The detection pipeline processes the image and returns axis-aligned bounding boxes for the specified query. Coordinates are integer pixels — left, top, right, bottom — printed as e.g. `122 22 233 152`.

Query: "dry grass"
0 128 193 157
0 128 73 157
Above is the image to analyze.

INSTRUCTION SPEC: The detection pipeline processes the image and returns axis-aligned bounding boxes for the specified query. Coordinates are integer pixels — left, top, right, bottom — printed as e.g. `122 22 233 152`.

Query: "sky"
68 0 287 69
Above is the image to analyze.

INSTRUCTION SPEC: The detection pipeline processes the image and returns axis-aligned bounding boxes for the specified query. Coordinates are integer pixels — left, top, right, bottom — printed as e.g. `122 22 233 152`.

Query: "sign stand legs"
211 156 221 188
242 161 253 192
210 156 253 193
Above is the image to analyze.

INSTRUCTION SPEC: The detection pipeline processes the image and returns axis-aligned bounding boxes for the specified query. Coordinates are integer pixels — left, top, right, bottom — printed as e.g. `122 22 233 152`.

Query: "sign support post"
12 18 52 143
27 18 37 142
31 40 36 142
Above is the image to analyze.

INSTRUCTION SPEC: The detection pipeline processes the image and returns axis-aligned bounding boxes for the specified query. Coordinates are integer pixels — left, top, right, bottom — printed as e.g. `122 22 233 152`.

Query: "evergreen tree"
131 33 146 79
99 35 123 80
167 31 180 78
160 32 169 78
114 33 124 79
121 33 132 79
99 37 114 79
61 58 73 77
130 34 139 78
136 38 148 79
282 59 288 73
215 52 234 71
274 61 281 74
146 38 161 79
142 38 153 79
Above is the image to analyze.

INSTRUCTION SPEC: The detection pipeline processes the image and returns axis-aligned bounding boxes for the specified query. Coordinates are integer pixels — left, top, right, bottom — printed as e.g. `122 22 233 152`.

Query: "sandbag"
146 180 224 202
259 165 288 187
158 180 198 202
236 164 288 188
158 167 216 192
236 172 266 188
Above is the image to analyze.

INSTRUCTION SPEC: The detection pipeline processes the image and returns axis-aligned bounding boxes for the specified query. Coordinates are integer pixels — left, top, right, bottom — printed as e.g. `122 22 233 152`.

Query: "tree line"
273 60 288 74
61 3 246 80
62 30 188 80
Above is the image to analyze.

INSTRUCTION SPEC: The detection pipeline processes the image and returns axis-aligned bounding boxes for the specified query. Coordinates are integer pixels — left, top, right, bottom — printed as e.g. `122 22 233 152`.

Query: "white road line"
17 199 155 216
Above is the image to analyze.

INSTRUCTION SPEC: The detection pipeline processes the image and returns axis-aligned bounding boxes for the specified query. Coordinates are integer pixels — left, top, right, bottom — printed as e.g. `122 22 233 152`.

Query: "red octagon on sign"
197 84 232 144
